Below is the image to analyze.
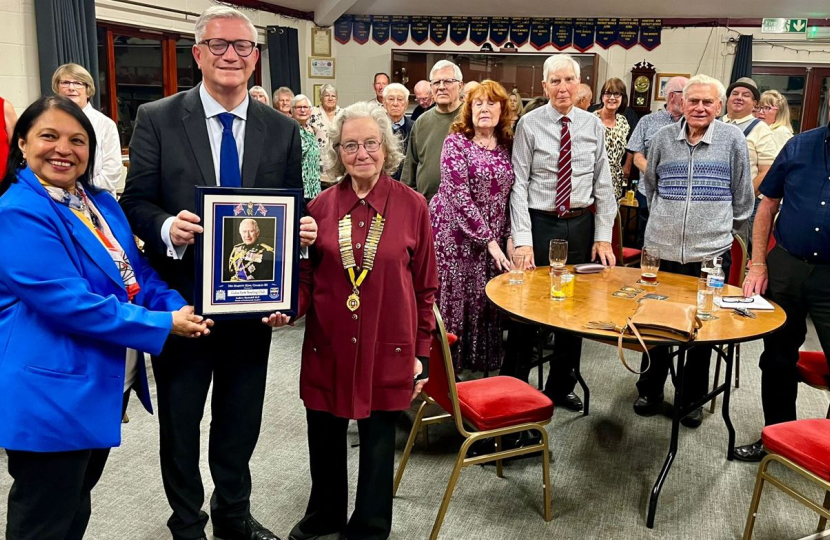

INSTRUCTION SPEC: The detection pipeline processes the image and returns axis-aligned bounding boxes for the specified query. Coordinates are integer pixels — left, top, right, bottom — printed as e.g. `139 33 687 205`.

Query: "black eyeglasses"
603 92 623 98
199 38 256 57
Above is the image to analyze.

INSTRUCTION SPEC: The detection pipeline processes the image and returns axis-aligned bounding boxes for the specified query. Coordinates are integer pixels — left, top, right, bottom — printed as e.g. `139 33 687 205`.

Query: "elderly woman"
755 89 794 151
0 96 210 540
52 63 122 196
309 84 343 185
248 85 269 104
291 94 322 201
382 83 414 180
594 77 631 199
430 79 514 372
273 86 294 116
264 102 437 540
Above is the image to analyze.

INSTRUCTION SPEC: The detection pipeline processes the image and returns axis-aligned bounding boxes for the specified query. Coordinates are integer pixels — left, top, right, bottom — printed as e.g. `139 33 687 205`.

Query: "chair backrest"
728 233 748 286
611 209 624 261
424 305 470 435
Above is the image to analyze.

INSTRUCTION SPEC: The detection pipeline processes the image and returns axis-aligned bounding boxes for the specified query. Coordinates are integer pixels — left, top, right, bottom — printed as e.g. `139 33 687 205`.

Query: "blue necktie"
218 112 241 187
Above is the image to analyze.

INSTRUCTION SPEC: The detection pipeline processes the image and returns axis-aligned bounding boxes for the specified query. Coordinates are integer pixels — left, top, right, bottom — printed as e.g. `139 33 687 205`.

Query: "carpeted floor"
1 320 828 540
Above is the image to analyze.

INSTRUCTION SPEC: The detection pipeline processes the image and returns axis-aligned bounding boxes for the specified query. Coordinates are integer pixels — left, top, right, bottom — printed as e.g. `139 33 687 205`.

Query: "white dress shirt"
162 84 250 259
82 103 122 196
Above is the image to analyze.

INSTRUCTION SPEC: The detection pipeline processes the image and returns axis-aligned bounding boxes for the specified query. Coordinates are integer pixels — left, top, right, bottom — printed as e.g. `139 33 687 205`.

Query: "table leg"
647 345 686 528
574 359 590 416
721 343 736 460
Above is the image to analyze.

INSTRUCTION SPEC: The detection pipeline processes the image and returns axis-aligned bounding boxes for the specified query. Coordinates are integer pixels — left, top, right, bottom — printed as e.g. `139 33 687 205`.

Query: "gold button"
395 347 401 353
352 314 358 320
351 337 357 344
356 242 362 249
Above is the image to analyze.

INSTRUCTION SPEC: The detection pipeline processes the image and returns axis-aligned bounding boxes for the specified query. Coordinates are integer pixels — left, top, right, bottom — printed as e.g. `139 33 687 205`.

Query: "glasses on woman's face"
337 139 382 154
59 80 86 89
199 38 256 57
603 92 623 99
758 106 778 113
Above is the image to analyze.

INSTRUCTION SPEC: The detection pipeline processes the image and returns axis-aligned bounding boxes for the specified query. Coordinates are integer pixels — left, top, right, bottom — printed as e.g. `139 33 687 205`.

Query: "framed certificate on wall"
309 57 336 79
311 27 331 56
194 187 302 319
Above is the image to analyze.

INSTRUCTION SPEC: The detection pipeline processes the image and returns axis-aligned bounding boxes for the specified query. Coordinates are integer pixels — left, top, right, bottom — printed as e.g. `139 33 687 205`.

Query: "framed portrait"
311 26 332 56
309 57 336 79
313 84 323 106
194 187 302 319
655 73 691 101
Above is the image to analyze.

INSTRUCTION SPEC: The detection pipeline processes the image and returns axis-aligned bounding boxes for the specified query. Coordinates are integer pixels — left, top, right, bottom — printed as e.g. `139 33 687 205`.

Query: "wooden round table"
485 266 786 528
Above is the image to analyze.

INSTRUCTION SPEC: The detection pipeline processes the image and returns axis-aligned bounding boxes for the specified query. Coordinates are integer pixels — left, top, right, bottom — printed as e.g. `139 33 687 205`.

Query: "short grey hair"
239 218 260 233
249 85 267 96
290 94 311 110
429 60 462 82
323 102 405 178
383 83 410 101
320 83 337 98
684 74 726 105
542 54 581 82
194 5 257 43
273 86 294 100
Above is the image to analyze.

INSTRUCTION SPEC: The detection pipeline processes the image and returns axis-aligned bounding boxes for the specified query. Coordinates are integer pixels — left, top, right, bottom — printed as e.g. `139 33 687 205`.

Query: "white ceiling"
276 0 830 23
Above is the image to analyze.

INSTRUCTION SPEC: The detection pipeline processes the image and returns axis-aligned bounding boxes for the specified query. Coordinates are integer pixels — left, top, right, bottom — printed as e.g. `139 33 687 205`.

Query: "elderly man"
273 86 294 116
502 54 617 413
574 83 593 110
461 80 480 102
227 219 274 281
371 72 389 105
633 74 754 427
401 60 463 201
723 77 778 246
383 83 414 180
628 76 687 175
411 79 434 121
735 96 830 462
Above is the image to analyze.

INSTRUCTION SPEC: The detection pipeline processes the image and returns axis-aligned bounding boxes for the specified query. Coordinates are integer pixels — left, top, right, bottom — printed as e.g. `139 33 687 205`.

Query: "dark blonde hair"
600 77 628 114
450 79 513 149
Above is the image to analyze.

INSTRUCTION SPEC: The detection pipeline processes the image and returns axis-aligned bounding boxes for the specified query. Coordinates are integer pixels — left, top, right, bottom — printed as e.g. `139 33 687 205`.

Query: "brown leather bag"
617 299 703 374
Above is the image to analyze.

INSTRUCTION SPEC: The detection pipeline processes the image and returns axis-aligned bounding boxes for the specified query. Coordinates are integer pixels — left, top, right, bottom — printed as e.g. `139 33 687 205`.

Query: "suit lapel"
242 105 265 188
182 86 216 187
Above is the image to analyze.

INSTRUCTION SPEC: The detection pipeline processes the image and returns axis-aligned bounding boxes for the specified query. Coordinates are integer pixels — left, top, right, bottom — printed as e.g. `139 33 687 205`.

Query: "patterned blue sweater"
640 120 754 264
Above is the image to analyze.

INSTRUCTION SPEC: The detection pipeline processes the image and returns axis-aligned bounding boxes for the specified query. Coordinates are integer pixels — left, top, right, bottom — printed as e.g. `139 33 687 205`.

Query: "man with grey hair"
574 83 592 110
401 59 463 200
632 74 753 427
383 83 414 180
411 79 434 121
627 76 688 174
121 6 317 540
227 218 274 281
503 54 616 413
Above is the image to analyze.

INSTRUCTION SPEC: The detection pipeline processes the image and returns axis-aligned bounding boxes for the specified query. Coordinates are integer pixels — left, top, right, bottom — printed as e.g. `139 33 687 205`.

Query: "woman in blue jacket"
0 96 212 540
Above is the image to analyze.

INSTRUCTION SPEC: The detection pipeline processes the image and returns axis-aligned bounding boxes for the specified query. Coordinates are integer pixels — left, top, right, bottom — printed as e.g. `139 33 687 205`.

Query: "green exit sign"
762 18 808 33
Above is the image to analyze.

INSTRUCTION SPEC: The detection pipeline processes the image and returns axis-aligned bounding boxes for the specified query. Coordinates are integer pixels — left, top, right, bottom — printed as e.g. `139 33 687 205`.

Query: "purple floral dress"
430 132 515 371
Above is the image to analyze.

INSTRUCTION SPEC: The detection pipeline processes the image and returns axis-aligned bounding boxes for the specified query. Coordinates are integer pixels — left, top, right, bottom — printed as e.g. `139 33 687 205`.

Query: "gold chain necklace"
338 211 385 311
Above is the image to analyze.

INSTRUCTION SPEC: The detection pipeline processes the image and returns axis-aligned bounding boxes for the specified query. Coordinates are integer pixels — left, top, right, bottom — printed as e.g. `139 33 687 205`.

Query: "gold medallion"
347 293 360 311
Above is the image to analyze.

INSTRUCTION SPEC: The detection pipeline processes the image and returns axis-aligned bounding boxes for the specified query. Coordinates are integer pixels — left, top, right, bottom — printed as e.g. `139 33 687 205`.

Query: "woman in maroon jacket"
264 101 438 540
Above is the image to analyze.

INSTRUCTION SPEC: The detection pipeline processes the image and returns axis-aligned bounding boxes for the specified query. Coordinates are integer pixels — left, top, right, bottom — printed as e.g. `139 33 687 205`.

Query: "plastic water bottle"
707 259 725 311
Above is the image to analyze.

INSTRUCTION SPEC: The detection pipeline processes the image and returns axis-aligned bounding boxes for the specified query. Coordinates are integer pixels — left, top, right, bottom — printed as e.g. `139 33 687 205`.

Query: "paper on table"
714 295 775 311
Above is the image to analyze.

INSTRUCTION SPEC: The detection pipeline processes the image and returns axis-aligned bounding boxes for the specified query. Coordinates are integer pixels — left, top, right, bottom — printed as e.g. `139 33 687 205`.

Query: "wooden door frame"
803 68 830 131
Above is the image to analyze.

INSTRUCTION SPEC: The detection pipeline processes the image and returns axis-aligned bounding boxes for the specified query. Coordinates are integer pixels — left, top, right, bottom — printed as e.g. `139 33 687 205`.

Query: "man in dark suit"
119 6 316 540
382 83 414 181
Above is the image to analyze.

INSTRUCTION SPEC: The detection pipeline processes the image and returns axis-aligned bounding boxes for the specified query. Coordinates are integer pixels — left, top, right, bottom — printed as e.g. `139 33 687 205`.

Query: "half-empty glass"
549 239 568 269
509 254 527 285
640 247 660 285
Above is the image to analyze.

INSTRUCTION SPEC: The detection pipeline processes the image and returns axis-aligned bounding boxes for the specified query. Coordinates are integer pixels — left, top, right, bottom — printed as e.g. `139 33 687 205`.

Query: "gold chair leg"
735 343 741 388
430 438 472 540
539 427 552 522
710 354 722 414
743 460 769 540
496 436 504 478
818 490 830 531
394 401 427 496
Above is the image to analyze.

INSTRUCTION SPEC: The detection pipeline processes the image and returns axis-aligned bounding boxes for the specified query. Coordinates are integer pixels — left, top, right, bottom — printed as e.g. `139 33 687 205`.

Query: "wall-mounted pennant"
410 16 430 45
334 15 352 44
573 18 596 52
510 17 531 46
429 16 449 45
450 16 470 45
530 17 552 50
469 17 490 46
595 18 618 49
617 18 639 49
489 16 510 46
390 15 410 45
352 15 371 44
639 19 662 50
371 15 391 45
551 18 573 50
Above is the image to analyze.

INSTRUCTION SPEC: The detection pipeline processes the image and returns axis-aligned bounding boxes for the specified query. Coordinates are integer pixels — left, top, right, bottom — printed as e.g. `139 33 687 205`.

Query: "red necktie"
555 116 572 217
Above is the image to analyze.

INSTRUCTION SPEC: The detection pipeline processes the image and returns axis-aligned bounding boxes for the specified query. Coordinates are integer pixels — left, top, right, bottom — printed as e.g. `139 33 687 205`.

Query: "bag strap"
742 118 762 137
618 318 650 375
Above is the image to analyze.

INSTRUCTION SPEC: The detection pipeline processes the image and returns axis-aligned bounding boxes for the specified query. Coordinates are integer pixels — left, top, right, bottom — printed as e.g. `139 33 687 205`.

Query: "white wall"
0 0 39 115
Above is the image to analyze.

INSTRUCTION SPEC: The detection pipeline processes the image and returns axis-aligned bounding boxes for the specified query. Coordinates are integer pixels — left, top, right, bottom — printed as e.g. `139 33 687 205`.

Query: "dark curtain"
730 34 753 84
267 26 300 96
35 0 100 108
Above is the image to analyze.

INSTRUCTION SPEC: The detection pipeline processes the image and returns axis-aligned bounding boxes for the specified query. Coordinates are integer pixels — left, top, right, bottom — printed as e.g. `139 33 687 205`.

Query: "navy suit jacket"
0 167 185 451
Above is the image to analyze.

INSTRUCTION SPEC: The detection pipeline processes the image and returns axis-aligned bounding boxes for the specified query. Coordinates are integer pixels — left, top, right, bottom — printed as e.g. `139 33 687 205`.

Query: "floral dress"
309 106 342 184
300 126 321 200
595 111 630 199
429 132 515 372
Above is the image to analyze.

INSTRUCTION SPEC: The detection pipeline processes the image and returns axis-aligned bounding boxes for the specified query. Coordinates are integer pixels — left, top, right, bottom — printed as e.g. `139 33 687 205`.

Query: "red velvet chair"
612 209 641 267
743 419 830 539
394 305 554 540
796 351 830 419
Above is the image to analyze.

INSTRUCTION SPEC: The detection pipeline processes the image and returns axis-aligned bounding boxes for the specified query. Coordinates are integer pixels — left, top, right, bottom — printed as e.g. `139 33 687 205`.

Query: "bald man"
411 80 434 122
574 84 593 110
461 80 480 102
627 76 688 174
227 218 275 281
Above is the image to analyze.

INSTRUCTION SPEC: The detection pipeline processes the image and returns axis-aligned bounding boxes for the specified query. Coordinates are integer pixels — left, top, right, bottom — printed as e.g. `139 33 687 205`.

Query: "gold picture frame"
311 27 332 57
308 57 336 79
313 84 323 106
655 73 691 101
